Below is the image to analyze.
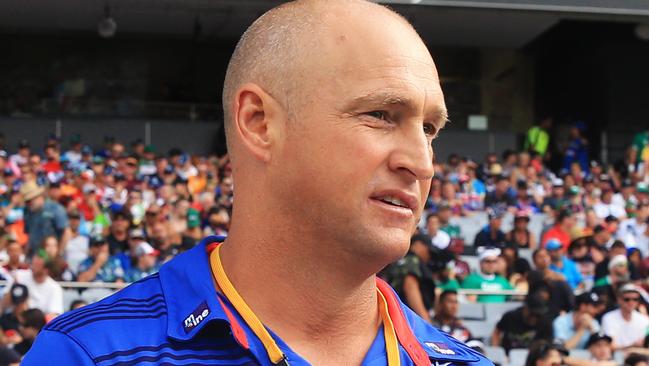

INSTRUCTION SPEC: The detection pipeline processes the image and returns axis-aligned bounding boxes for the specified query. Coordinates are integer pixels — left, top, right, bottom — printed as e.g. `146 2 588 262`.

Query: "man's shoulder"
42 274 166 357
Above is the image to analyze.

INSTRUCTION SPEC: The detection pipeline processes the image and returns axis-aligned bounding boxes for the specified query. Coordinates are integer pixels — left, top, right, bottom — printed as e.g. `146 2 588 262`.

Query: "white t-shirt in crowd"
64 234 90 274
601 308 649 348
593 202 626 220
14 269 64 315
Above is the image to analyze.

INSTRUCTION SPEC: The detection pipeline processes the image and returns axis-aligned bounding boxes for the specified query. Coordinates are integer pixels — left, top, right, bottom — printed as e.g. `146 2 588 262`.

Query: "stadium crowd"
0 124 645 364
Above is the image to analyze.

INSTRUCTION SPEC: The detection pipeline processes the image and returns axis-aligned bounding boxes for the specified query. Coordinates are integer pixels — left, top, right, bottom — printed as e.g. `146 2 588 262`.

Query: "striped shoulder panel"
47 274 164 333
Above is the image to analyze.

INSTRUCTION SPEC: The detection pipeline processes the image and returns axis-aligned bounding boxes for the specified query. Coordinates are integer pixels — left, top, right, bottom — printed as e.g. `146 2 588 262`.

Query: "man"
541 208 575 250
384 234 436 323
0 284 30 347
25 1 491 365
618 200 649 256
106 209 131 255
546 238 583 289
77 237 125 283
61 210 89 275
13 254 63 315
594 189 627 220
426 213 451 250
524 116 552 157
432 290 472 343
541 178 567 213
491 292 553 354
20 181 69 255
461 247 513 303
13 308 46 356
484 176 515 209
474 207 507 248
586 333 614 363
601 284 649 350
125 242 160 282
553 291 603 349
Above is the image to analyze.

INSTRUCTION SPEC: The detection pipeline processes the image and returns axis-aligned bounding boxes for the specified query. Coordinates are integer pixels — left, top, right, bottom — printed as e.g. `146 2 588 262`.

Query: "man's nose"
388 126 435 181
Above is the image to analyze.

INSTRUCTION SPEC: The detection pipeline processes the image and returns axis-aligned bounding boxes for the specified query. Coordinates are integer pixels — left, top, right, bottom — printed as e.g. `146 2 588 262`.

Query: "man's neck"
219 228 381 365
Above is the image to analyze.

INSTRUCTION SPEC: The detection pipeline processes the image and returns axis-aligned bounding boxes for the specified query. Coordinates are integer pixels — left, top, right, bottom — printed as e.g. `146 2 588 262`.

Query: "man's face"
548 248 562 261
440 293 459 318
490 217 502 230
589 340 612 361
533 249 551 270
619 291 640 313
437 208 451 224
479 257 497 275
269 16 445 265
7 242 22 262
26 195 45 211
426 216 440 235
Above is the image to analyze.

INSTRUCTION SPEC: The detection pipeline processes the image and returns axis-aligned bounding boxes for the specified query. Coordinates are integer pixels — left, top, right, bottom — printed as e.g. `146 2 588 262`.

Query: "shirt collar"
159 235 229 341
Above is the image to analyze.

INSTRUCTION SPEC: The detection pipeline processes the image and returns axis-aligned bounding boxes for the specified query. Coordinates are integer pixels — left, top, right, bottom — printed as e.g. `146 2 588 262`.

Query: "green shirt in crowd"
461 272 513 303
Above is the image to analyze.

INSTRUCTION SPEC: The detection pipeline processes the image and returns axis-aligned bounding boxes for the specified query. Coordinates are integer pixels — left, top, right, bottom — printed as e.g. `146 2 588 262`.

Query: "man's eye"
423 123 437 137
365 111 388 120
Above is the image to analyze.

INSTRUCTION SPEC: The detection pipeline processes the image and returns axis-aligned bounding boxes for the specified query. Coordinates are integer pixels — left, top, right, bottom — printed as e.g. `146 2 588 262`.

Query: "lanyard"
209 243 401 366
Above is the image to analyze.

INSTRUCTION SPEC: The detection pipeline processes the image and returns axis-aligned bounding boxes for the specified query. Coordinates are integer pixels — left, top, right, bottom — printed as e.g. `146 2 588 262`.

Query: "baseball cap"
619 283 642 296
515 209 531 221
0 150 7 159
586 332 612 348
135 242 159 257
487 206 506 220
478 247 501 262
10 283 29 305
545 238 563 251
18 139 29 149
552 178 564 187
89 236 107 247
608 254 628 270
575 291 602 307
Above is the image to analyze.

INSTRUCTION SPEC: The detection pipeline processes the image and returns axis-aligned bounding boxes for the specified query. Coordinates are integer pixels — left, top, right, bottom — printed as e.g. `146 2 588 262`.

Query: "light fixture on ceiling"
98 5 117 38
635 23 649 41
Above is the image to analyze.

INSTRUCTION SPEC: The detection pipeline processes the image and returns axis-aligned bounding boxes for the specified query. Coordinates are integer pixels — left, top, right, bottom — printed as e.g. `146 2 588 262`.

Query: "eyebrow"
346 91 449 127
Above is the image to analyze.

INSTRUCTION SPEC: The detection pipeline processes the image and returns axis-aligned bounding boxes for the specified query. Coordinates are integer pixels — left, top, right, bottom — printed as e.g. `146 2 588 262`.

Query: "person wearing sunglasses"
601 283 649 350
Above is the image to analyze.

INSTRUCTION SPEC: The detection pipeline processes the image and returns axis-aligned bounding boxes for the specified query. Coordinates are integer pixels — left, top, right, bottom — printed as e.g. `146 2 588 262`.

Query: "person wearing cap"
462 247 513 303
586 333 614 363
474 206 507 248
0 284 30 346
594 240 636 283
116 227 147 273
601 284 649 349
383 234 436 323
546 238 583 289
541 208 575 251
541 178 568 213
24 2 493 365
77 237 125 283
20 181 69 255
553 291 603 349
125 242 160 283
492 292 553 353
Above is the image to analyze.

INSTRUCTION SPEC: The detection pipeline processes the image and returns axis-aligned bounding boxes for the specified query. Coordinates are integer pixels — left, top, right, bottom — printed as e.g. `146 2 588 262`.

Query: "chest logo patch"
184 301 210 333
425 341 456 355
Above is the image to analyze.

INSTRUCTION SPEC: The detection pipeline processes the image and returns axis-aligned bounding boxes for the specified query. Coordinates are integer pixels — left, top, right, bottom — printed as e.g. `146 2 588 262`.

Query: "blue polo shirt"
24 236 492 366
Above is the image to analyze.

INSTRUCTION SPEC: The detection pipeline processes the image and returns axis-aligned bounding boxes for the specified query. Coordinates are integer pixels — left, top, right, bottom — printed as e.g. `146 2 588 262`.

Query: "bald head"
222 0 423 153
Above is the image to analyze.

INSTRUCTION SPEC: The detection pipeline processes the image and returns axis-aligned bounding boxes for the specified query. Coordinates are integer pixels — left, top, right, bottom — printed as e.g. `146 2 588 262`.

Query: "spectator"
0 284 30 348
2 240 27 273
77 237 125 283
618 200 649 256
60 210 89 275
474 207 507 248
541 178 568 213
527 268 574 318
20 181 69 255
69 299 87 311
553 291 603 349
601 284 649 349
594 188 627 220
562 122 589 174
515 181 539 213
492 292 553 353
586 333 614 363
125 242 160 282
13 254 63 315
546 238 583 289
383 234 435 322
462 247 513 303
426 213 451 250
524 116 553 158
432 290 472 343
106 210 131 255
13 308 46 356
626 354 649 366
437 204 462 246
541 208 575 250
484 176 516 209
594 252 631 291
506 209 537 249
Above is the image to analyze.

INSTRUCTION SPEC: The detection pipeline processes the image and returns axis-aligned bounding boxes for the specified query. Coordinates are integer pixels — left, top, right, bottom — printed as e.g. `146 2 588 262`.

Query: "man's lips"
369 190 419 213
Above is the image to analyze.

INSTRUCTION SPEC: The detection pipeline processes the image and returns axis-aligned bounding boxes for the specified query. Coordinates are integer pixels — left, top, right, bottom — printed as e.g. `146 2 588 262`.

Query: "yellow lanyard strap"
378 289 402 366
210 244 400 366
210 245 287 365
